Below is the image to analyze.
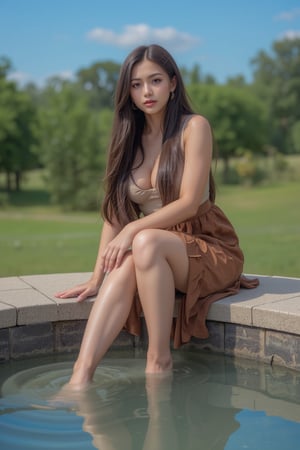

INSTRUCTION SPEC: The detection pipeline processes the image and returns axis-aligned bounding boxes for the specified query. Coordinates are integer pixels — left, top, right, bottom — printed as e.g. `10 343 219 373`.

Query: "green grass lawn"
0 170 299 278
0 214 101 276
217 182 300 277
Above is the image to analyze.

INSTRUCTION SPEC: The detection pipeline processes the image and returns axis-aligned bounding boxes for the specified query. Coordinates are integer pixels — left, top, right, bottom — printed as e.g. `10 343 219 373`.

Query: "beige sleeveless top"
128 182 162 216
128 115 210 216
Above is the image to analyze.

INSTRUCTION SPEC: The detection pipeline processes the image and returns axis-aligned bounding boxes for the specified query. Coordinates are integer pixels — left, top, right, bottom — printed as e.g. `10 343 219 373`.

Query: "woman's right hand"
55 279 101 303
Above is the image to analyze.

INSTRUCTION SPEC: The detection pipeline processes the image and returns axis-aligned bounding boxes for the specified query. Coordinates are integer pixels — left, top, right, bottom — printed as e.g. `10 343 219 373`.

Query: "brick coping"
0 273 300 370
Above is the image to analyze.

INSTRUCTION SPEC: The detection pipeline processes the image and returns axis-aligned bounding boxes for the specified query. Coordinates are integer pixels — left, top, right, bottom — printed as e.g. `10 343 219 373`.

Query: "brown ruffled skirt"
125 200 259 348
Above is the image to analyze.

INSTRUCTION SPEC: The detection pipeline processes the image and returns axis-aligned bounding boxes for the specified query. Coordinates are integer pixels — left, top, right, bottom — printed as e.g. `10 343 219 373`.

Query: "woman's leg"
132 230 189 374
69 254 136 387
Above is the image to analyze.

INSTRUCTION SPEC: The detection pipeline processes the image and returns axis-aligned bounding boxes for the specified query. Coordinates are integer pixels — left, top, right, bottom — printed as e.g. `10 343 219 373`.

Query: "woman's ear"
171 76 177 92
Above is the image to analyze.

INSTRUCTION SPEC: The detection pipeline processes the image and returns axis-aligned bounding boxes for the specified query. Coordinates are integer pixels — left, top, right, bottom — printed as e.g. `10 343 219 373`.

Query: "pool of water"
1 350 300 449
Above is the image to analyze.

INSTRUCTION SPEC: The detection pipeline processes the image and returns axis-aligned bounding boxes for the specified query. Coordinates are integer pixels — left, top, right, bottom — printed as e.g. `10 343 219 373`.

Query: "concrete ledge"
0 273 300 371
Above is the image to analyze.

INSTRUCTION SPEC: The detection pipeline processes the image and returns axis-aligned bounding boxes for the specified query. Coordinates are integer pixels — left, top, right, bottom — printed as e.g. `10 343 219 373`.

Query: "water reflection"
1 351 300 449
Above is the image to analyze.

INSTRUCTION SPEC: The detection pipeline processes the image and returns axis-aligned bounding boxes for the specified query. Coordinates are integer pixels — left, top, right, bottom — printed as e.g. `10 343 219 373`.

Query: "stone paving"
0 272 300 370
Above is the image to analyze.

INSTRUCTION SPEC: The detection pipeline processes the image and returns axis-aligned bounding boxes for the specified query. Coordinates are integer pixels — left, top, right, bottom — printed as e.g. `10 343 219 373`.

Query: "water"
1 350 300 450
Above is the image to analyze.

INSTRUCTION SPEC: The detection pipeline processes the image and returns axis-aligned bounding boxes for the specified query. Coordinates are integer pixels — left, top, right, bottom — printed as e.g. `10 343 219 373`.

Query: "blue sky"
1 0 300 86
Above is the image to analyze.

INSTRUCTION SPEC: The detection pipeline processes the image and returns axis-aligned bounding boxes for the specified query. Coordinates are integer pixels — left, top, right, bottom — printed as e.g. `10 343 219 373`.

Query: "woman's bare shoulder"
186 114 211 130
183 114 212 142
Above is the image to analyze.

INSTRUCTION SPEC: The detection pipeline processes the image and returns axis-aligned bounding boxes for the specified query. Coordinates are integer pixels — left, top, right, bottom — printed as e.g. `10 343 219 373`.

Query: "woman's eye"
153 78 161 84
131 83 140 89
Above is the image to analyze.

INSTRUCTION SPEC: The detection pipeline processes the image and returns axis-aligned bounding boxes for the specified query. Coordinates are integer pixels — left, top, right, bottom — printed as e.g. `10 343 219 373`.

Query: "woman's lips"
144 100 156 106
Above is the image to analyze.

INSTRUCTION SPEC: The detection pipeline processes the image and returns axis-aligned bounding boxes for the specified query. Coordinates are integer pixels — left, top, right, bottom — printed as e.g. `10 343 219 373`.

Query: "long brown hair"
102 44 215 226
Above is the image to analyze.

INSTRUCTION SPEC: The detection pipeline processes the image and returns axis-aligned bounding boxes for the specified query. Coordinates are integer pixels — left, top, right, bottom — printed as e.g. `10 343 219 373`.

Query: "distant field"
217 182 300 277
0 213 101 276
0 166 299 278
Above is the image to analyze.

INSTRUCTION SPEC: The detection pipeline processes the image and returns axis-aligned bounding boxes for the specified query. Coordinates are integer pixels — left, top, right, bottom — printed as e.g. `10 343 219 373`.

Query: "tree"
203 74 217 85
251 37 300 154
76 61 121 110
180 64 216 86
188 84 267 182
291 120 300 153
190 63 202 84
0 57 37 191
0 58 15 144
34 80 108 210
226 74 247 87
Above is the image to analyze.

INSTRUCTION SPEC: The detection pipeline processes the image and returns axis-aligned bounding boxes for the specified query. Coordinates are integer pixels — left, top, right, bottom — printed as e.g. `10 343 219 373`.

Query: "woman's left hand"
101 224 135 273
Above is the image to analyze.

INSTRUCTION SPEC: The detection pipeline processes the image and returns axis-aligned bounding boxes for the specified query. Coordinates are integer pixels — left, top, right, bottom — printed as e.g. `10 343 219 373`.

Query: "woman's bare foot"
49 381 93 410
67 361 95 389
145 353 173 375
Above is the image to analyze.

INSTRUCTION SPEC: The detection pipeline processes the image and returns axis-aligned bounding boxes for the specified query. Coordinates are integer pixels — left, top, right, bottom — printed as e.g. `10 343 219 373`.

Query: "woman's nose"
144 83 152 96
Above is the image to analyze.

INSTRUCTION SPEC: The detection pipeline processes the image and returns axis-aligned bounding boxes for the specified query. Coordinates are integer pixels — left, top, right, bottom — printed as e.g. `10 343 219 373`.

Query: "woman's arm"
102 115 213 272
55 219 122 301
143 114 213 224
90 220 123 284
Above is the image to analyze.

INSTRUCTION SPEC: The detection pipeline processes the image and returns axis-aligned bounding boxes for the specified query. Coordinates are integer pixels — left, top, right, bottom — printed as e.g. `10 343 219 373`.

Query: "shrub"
234 151 266 185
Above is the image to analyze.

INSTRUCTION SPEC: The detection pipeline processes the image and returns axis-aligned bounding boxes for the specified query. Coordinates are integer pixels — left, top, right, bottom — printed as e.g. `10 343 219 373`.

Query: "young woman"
56 44 258 387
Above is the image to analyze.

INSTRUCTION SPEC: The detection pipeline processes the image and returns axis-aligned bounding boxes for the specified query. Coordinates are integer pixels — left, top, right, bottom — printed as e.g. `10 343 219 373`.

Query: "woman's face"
130 58 176 116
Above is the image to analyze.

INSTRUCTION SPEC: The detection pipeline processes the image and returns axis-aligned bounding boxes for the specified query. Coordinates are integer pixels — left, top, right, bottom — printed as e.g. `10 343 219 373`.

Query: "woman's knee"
132 229 161 270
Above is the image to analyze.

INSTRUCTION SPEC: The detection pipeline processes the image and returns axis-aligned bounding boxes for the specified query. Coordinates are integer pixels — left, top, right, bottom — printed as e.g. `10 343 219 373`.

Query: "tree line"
0 38 299 210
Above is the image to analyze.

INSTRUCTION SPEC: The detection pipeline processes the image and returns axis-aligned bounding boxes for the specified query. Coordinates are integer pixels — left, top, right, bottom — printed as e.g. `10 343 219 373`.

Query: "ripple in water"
0 355 209 450
1 352 300 450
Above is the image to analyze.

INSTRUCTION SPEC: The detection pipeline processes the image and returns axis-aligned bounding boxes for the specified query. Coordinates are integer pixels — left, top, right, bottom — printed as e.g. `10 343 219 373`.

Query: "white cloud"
86 24 199 51
44 70 75 86
8 70 75 87
8 71 31 85
275 8 300 21
56 70 74 81
279 30 300 40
